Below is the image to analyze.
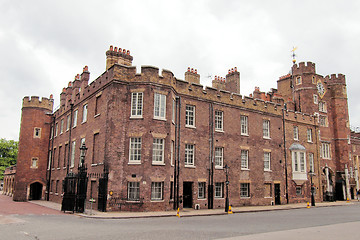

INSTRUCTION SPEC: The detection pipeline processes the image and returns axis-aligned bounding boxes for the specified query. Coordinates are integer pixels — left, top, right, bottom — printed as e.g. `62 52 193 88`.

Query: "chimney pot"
195 69 197 74
123 49 126 53
110 45 113 51
127 50 130 55
114 47 118 52
234 67 237 72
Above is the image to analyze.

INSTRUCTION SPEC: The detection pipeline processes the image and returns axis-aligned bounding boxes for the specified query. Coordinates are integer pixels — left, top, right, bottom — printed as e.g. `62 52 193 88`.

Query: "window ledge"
215 166 223 170
185 165 196 168
72 126 77 129
55 193 59 196
150 200 164 202
240 197 251 199
94 113 101 118
153 117 167 121
130 116 143 119
241 168 250 171
215 129 224 133
264 169 272 172
152 162 165 166
81 121 87 125
57 168 61 170
241 134 249 137
185 125 196 129
91 163 98 166
128 162 142 165
63 167 67 169
198 198 207 200
214 197 224 200
263 137 271 140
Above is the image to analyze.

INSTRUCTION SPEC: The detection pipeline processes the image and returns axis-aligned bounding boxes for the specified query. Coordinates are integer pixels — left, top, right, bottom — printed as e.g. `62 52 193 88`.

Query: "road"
1 195 360 240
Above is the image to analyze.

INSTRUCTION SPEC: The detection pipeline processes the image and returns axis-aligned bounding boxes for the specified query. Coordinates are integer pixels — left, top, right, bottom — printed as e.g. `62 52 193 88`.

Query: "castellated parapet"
325 73 346 85
22 96 54 112
292 62 316 75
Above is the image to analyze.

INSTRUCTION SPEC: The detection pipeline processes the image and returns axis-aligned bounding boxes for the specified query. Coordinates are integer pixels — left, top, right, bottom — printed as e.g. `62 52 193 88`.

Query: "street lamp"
309 170 315 206
79 143 88 167
224 164 230 212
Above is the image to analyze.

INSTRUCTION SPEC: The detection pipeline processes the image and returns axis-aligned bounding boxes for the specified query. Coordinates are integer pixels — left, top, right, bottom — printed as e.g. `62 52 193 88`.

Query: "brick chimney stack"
106 45 133 70
185 67 200 84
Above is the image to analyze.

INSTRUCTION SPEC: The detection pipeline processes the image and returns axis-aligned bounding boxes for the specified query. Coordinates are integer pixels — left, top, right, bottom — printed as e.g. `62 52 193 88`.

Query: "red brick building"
11 46 359 211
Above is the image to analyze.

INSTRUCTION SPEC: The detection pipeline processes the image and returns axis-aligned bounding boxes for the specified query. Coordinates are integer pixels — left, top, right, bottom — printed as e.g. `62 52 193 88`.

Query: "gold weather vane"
291 46 297 64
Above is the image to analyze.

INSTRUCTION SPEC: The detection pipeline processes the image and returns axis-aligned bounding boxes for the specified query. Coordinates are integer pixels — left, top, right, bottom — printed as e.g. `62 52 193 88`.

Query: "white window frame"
321 142 331 159
129 138 141 163
309 153 314 173
172 98 176 123
60 119 64 134
292 151 306 173
82 104 88 123
66 115 71 131
31 157 38 168
73 110 78 128
264 152 271 171
34 128 41 138
313 94 318 104
319 101 327 113
185 144 195 166
127 182 140 201
263 120 270 139
70 141 76 168
215 147 223 168
170 140 174 166
241 150 249 170
320 116 327 127
55 123 59 137
240 115 248 135
185 105 195 127
151 182 163 201
198 182 206 199
154 93 166 120
131 92 143 118
214 182 224 198
240 183 250 198
296 76 302 85
307 129 313 143
152 138 164 164
215 110 223 131
293 126 299 140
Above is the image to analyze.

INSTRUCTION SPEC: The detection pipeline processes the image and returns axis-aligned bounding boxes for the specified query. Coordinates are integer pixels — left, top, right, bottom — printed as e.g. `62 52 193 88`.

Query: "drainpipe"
208 103 214 209
282 106 289 204
174 96 181 210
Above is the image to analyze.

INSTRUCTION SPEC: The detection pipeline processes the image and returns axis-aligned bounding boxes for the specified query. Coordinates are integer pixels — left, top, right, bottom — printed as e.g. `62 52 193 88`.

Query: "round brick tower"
13 96 53 201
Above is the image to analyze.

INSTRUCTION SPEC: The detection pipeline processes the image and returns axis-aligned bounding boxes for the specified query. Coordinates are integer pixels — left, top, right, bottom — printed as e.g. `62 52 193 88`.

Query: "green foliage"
0 138 18 180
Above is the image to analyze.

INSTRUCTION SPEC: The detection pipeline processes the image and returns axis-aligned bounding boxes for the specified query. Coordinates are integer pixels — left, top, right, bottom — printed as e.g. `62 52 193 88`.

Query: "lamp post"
309 170 315 206
79 143 88 168
224 164 230 212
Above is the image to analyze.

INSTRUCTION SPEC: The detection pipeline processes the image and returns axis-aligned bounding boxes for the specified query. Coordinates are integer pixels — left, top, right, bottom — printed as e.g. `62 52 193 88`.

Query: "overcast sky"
1 0 360 141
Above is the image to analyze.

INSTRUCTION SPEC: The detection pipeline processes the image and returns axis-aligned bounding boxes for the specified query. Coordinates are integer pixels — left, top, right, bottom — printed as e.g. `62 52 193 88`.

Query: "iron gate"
98 170 108 212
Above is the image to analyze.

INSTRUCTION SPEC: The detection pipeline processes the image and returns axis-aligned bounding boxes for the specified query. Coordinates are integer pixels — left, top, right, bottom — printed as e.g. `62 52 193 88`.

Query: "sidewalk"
29 199 357 219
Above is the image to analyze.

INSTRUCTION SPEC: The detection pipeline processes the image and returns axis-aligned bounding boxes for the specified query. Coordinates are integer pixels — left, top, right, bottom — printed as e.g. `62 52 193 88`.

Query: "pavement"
27 196 358 219
1 191 357 219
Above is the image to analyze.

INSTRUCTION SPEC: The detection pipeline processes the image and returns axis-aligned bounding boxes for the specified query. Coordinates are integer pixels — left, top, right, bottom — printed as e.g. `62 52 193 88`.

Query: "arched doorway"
29 182 43 200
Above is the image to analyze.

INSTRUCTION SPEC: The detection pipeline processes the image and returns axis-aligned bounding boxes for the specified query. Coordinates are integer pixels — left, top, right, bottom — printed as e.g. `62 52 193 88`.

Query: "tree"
0 138 18 180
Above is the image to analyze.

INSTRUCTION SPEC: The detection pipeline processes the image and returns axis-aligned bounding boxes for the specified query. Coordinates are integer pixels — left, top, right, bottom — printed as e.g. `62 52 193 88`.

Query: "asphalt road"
1 196 360 240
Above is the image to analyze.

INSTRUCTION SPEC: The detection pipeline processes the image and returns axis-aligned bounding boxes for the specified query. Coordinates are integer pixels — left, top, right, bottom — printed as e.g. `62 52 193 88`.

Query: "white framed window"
70 141 76 168
215 147 223 168
34 128 41 138
48 150 52 170
185 105 195 127
292 151 306 173
240 183 250 197
154 93 166 120
263 120 270 138
241 150 249 169
215 110 223 131
172 98 176 123
321 142 331 159
309 153 314 173
214 182 224 198
307 129 313 142
127 182 140 201
66 115 71 131
319 116 327 127
31 157 38 168
296 76 302 85
82 104 88 123
60 119 64 134
129 138 141 163
319 101 327 113
152 138 164 164
264 152 271 171
293 126 299 140
170 140 174 166
185 144 195 166
131 92 143 118
73 110 78 127
151 182 163 200
55 123 59 137
240 115 248 135
313 94 318 104
198 182 206 199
